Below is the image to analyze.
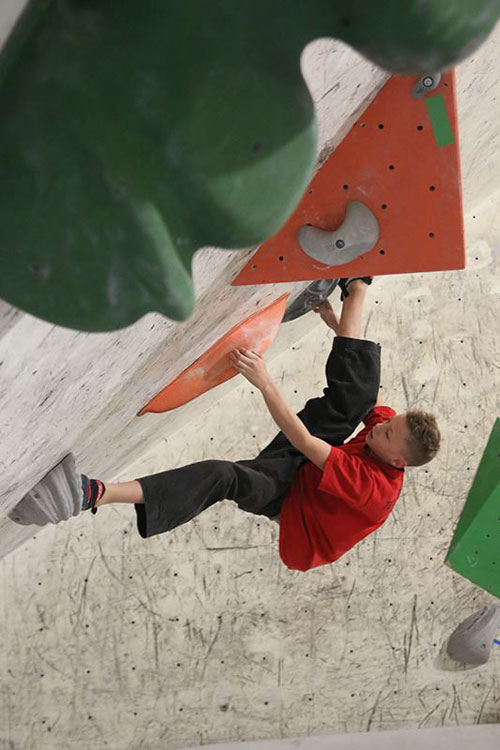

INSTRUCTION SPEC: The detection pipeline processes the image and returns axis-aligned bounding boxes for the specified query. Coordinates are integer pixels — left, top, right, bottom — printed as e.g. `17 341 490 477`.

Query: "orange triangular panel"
138 295 288 415
232 71 464 285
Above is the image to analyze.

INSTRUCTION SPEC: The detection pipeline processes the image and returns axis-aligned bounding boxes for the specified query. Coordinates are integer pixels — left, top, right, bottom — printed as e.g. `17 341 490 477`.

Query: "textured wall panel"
1 194 499 748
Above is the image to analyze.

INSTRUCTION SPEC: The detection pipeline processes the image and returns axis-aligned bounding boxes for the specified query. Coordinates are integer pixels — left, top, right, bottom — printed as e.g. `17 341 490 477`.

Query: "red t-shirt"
279 406 404 571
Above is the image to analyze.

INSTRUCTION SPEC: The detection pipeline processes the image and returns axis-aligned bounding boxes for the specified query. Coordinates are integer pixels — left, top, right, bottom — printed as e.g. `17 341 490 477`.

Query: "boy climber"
81 278 441 571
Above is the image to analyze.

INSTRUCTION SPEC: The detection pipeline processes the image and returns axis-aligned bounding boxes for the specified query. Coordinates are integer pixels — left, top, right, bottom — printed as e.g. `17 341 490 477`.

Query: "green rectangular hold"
425 94 455 147
445 419 500 598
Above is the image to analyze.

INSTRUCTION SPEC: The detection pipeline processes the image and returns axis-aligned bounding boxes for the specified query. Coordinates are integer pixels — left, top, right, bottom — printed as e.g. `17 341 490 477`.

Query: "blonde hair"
404 410 441 466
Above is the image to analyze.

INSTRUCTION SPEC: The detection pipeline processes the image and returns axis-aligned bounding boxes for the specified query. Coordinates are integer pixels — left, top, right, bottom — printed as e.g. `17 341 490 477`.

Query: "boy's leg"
97 480 144 505
336 279 369 338
91 458 294 538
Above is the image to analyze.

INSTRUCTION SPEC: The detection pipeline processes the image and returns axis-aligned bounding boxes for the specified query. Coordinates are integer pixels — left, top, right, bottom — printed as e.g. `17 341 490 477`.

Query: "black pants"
135 336 381 538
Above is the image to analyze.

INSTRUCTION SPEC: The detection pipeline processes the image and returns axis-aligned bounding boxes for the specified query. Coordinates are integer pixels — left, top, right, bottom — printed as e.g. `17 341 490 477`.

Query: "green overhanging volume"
445 419 500 599
1 1 499 331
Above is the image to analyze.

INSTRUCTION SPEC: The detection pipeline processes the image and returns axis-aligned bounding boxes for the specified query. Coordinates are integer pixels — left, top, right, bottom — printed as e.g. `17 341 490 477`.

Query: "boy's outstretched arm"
231 348 331 470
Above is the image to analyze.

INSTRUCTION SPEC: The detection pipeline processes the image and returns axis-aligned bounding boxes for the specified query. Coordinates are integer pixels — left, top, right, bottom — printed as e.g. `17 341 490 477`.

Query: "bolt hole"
343 184 349 190
379 249 385 255
278 256 285 262
378 123 384 130
417 125 424 131
360 122 365 128
429 232 435 238
429 185 436 191
389 164 395 170
308 190 313 195
381 203 387 209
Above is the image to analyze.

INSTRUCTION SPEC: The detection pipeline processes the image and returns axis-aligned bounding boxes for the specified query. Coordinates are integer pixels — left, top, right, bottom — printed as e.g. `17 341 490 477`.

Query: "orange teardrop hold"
138 294 289 415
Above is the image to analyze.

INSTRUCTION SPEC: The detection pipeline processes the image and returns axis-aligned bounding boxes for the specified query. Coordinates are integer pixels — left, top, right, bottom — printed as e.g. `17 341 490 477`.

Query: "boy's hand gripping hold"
230 348 272 391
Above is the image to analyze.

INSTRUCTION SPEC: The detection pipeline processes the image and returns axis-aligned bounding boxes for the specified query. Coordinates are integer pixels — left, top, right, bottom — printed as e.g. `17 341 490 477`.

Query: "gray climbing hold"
447 604 500 666
283 278 339 323
9 454 82 526
411 73 442 98
297 202 379 267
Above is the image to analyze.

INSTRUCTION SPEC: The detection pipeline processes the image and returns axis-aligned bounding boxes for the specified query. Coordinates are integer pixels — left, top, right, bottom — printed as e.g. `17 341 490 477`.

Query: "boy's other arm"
260 380 331 470
231 348 331 470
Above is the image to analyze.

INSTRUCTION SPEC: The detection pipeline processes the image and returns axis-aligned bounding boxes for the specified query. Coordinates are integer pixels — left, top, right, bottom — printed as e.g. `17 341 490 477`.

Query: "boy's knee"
199 459 236 486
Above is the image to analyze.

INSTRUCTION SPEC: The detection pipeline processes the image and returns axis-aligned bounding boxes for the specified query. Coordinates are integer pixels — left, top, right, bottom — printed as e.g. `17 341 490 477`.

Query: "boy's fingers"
238 350 258 364
230 354 249 373
232 348 250 361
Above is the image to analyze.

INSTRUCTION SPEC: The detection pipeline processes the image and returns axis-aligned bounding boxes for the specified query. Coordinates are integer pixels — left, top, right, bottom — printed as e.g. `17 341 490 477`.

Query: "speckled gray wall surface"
1 195 499 748
1 4 500 749
186 725 500 750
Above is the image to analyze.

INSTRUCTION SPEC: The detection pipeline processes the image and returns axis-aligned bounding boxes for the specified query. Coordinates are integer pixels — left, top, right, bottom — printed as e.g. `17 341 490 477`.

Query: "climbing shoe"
81 475 105 514
339 276 373 301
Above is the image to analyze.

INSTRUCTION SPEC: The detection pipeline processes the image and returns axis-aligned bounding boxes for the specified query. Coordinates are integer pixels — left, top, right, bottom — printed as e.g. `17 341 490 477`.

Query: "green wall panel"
445 419 500 598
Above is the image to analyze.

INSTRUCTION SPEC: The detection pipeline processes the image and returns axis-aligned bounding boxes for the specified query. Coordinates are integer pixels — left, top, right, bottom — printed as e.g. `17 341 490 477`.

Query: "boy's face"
365 414 411 468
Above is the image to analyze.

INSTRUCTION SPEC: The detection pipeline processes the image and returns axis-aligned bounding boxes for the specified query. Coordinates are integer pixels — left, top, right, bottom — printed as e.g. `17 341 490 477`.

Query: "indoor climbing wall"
1 191 499 747
1 1 500 748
